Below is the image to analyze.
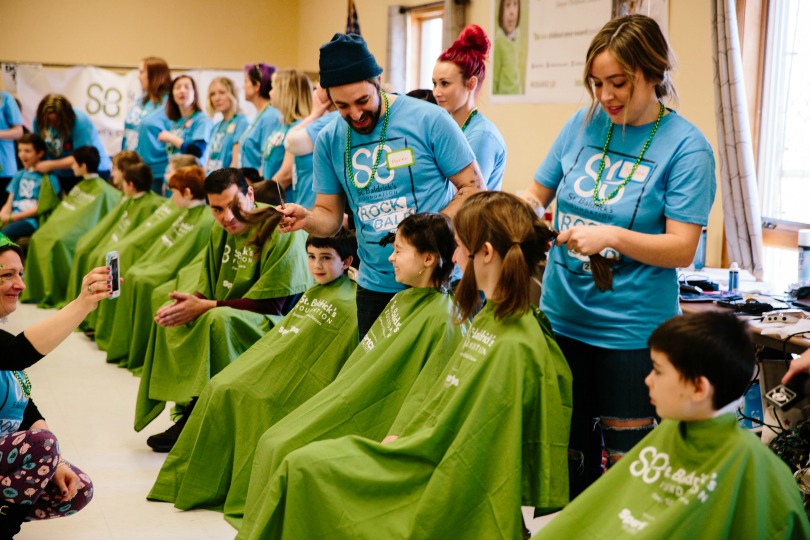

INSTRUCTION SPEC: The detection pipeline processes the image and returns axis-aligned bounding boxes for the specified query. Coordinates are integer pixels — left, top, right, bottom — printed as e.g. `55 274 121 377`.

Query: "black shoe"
146 417 187 452
0 502 31 539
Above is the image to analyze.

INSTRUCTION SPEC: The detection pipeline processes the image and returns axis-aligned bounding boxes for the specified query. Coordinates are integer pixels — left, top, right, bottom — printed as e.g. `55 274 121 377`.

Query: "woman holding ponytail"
521 14 716 498
237 192 573 539
433 24 506 190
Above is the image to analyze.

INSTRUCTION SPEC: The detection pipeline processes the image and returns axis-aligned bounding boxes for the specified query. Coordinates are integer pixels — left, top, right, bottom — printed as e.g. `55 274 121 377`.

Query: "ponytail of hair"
438 24 491 89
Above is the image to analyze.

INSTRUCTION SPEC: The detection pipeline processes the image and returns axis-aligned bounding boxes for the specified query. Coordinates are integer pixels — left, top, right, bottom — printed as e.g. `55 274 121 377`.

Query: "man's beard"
347 96 382 135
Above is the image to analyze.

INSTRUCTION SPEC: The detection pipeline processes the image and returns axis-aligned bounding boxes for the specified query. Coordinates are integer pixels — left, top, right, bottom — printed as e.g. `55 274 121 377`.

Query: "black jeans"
355 285 396 340
555 334 657 499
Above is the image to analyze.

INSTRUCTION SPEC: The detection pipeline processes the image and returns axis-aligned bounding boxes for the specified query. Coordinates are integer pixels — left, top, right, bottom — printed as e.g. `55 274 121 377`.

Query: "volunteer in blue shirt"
521 14 716 498
433 25 506 191
32 94 112 194
237 63 283 174
123 56 172 187
0 91 24 205
278 33 486 338
205 77 249 174
284 84 340 209
158 75 212 192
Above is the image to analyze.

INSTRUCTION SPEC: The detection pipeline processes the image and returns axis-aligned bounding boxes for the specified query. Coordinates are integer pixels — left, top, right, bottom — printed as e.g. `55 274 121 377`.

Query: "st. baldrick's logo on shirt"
350 143 416 231
629 445 718 503
573 150 652 205
221 243 256 276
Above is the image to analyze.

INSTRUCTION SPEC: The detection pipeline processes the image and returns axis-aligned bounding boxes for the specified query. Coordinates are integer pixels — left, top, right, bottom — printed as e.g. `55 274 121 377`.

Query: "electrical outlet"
762 310 808 324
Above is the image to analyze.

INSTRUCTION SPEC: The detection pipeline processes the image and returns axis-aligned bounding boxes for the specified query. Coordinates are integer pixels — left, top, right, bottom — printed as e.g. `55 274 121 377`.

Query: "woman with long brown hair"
33 94 112 193
123 56 172 188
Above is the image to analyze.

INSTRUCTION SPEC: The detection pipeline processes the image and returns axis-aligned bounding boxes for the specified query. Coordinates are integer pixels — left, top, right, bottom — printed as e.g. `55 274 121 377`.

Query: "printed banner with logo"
4 63 253 158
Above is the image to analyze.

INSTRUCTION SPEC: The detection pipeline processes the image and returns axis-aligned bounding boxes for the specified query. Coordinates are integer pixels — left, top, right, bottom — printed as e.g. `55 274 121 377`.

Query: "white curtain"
712 0 764 278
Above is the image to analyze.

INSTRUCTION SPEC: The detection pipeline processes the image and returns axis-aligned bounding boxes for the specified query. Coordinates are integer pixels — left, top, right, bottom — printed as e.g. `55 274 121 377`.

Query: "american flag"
346 0 361 35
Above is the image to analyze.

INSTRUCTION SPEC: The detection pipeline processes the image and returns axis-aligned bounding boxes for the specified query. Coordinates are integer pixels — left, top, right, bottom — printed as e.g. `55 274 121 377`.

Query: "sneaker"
146 417 187 452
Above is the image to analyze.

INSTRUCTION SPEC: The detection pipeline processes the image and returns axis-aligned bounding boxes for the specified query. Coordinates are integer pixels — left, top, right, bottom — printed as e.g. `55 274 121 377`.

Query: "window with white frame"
759 0 810 225
757 0 810 284
387 4 444 94
406 7 444 91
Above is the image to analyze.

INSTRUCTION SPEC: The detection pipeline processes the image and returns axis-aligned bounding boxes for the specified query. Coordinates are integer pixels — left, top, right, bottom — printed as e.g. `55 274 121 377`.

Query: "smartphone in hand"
106 251 121 299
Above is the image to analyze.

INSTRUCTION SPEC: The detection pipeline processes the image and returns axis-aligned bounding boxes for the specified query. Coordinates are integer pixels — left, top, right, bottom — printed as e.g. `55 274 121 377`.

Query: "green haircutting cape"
238 303 573 539
148 274 358 510
21 176 120 307
133 225 311 431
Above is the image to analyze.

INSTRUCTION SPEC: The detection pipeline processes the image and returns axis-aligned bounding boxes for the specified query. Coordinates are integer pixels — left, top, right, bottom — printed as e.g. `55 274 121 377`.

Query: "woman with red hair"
432 24 506 190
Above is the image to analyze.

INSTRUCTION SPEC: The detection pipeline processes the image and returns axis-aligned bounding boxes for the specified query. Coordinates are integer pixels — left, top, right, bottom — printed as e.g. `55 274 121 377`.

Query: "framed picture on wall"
612 0 669 38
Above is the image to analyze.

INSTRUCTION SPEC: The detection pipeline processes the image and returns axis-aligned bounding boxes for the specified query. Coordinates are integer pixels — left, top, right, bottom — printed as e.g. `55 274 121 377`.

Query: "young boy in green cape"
536 311 810 539
62 162 164 320
237 192 572 539
96 162 213 365
135 167 312 451
147 229 358 510
21 145 121 307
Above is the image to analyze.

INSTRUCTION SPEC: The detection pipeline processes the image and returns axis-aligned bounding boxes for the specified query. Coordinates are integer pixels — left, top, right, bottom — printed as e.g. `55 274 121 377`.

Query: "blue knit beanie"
319 33 383 88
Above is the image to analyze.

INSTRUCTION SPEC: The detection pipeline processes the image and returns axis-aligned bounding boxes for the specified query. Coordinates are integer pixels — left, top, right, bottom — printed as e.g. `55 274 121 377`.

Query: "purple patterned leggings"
0 429 93 520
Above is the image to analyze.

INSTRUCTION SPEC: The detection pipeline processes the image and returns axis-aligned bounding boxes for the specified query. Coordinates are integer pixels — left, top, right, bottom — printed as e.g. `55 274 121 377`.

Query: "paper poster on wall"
11 64 251 159
491 0 612 104
612 0 668 38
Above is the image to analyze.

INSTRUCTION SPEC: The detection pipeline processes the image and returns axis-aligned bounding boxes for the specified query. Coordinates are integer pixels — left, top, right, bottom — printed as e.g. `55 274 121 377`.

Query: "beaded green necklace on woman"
592 101 665 207
13 370 31 398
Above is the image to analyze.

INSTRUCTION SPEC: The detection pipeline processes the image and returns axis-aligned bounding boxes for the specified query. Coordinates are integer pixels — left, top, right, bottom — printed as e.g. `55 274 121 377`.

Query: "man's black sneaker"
146 417 187 452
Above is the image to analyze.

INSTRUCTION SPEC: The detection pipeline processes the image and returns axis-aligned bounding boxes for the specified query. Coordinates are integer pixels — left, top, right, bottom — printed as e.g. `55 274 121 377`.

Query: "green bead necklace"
345 91 390 190
13 370 31 398
592 102 665 207
461 108 478 132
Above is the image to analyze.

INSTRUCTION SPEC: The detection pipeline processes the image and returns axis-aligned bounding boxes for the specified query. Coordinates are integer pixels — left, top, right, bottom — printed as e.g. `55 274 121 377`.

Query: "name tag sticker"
386 148 414 170
226 123 236 134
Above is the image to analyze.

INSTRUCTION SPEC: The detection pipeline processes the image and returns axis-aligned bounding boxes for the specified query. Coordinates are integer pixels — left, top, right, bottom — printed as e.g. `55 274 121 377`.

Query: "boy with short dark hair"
71 145 101 177
536 311 810 539
0 133 58 240
122 163 155 195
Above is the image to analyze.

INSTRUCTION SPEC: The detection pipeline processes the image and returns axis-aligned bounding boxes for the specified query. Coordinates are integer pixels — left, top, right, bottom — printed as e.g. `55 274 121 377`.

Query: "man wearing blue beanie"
278 33 485 338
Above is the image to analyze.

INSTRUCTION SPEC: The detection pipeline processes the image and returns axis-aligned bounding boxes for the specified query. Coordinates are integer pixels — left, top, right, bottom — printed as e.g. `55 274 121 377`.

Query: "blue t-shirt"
122 95 164 152
6 169 46 231
206 113 249 174
534 107 716 349
0 371 28 436
289 110 339 209
33 108 112 177
131 97 171 179
0 92 23 178
261 120 291 180
314 94 475 292
166 110 213 163
465 112 506 191
238 105 283 171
